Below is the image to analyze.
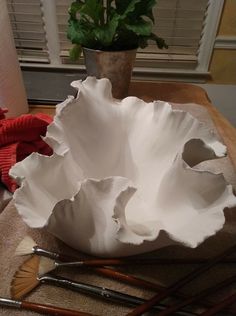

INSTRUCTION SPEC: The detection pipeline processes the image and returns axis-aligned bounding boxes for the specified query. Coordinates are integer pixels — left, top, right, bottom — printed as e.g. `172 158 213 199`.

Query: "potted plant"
67 0 167 98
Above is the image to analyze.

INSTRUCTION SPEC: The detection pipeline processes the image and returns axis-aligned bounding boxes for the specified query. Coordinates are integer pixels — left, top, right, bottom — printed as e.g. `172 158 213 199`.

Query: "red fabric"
0 112 53 192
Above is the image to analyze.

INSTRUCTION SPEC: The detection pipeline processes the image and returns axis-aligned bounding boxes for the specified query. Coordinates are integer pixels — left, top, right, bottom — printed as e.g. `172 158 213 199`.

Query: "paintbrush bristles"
38 257 56 276
11 255 40 299
15 236 37 256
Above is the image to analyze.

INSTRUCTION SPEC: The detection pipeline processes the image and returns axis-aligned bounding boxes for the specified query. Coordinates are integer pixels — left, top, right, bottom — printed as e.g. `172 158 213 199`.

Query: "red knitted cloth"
0 109 53 192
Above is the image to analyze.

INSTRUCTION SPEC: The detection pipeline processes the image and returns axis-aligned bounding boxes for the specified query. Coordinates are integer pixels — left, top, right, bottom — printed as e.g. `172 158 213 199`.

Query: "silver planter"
83 47 137 99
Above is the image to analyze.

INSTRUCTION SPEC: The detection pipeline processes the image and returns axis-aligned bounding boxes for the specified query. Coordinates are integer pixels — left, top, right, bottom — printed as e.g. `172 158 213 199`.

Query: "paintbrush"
148 274 236 316
15 236 236 314
37 257 236 316
16 236 236 264
19 251 236 315
15 236 166 292
0 296 95 315
127 243 236 316
199 291 236 316
15 236 74 261
11 255 197 316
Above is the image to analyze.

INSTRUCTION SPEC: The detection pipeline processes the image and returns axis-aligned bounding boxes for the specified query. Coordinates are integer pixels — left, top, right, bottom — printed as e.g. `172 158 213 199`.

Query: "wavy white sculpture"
10 77 236 257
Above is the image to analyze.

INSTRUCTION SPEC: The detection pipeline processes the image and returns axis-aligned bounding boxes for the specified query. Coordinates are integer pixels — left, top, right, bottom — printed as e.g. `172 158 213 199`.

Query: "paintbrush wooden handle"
86 267 236 314
21 301 95 315
93 266 164 291
126 244 236 316
152 274 236 316
0 297 95 316
200 292 236 316
57 256 236 265
58 258 162 267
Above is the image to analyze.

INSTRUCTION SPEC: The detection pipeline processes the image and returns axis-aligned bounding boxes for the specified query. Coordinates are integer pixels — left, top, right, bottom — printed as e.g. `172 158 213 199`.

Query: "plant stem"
106 0 112 23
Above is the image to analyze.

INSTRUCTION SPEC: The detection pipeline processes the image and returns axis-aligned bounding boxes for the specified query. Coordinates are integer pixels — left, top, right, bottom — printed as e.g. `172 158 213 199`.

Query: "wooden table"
29 81 236 170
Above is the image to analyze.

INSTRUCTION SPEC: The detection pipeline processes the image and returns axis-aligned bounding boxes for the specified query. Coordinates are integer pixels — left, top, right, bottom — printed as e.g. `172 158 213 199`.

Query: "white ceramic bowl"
10 77 236 257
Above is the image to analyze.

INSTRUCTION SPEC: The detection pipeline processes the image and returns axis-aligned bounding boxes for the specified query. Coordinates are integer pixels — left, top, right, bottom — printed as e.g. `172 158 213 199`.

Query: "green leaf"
116 0 156 23
69 1 84 19
69 44 82 61
67 19 83 43
123 0 142 18
79 0 104 25
94 14 119 46
126 0 156 22
115 0 142 19
67 19 96 47
115 0 134 14
138 37 149 49
150 33 168 49
125 19 152 36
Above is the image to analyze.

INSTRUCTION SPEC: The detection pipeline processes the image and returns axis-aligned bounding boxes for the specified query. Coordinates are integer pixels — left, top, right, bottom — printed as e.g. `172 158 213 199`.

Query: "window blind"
7 0 49 63
137 0 209 69
55 0 75 64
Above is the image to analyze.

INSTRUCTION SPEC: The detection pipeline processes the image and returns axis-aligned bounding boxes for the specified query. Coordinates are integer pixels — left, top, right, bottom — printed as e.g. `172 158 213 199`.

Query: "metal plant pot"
83 47 137 99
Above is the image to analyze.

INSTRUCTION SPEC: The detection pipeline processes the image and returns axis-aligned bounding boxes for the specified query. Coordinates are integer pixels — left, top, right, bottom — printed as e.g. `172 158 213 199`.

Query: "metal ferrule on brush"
38 274 152 305
55 261 84 267
0 298 21 308
33 246 60 260
39 275 87 289
37 275 196 316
